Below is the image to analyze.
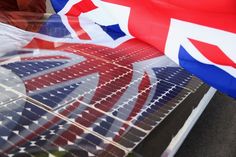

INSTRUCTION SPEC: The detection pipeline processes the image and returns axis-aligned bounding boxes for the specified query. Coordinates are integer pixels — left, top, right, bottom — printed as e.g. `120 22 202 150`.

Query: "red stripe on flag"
66 16 91 40
25 38 57 49
115 72 151 138
127 72 151 121
190 39 236 68
64 0 97 40
66 0 97 16
104 0 236 54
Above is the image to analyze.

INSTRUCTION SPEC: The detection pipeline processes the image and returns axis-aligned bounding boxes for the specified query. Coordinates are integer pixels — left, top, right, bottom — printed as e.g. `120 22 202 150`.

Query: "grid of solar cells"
0 99 126 157
64 40 160 67
63 40 202 92
152 67 203 91
0 39 203 157
0 78 191 157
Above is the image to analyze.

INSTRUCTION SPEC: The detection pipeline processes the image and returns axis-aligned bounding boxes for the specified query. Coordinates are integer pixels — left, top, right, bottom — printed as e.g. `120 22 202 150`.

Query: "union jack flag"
4 0 233 156
49 0 236 98
0 13 201 156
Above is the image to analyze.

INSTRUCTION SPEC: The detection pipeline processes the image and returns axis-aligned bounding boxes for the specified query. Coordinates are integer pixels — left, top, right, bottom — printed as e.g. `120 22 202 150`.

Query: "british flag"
0 11 202 156
1 0 234 156
49 0 236 98
40 0 132 48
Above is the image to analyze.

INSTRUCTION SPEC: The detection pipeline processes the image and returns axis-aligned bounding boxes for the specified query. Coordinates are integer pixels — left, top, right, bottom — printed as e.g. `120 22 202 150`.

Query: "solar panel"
0 36 202 157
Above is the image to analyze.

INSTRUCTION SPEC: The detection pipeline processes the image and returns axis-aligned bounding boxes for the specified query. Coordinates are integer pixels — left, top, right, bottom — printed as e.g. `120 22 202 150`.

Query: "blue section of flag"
152 67 192 86
50 0 69 13
2 61 67 78
23 121 66 148
39 15 72 38
82 112 117 146
98 24 126 40
179 45 236 98
0 127 10 145
137 67 191 122
31 82 81 108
